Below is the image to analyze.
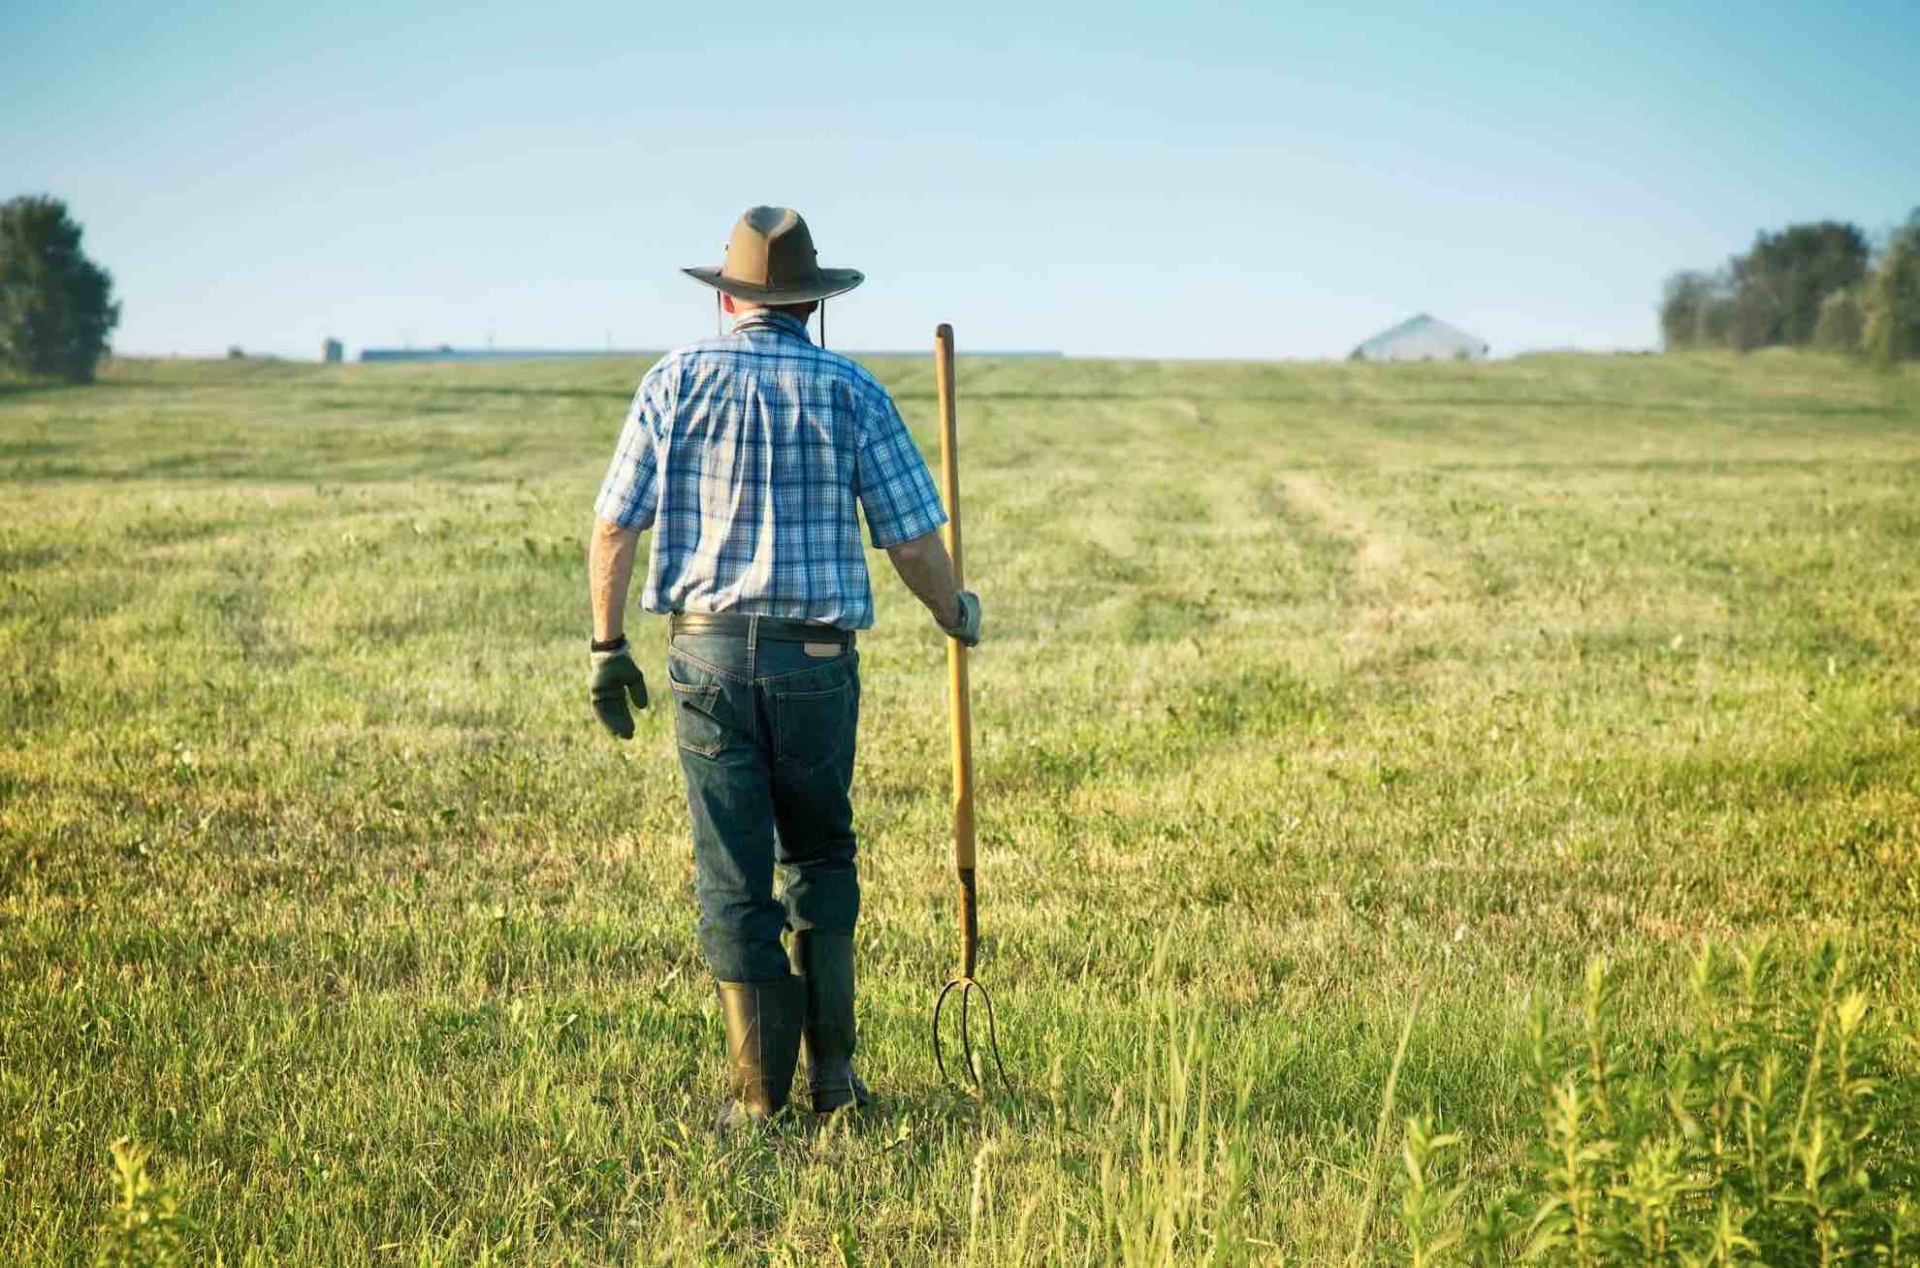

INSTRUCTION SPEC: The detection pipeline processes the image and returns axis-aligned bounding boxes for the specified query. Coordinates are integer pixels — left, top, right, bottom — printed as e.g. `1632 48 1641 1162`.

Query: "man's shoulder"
791 348 898 418
632 347 688 398
644 345 698 376
663 334 731 362
826 348 885 389
666 336 889 398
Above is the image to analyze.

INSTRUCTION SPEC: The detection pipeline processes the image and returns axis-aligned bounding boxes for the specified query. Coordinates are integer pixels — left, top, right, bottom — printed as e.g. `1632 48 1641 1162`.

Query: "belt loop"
747 614 759 672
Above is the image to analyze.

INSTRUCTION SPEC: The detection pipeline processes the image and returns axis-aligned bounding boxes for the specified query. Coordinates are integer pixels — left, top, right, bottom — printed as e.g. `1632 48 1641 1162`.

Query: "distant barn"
1350 314 1489 362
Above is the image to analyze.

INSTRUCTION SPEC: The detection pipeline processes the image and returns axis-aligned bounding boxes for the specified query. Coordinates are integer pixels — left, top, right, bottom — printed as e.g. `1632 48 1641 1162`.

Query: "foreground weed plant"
93 1139 191 1268
1392 943 1920 1266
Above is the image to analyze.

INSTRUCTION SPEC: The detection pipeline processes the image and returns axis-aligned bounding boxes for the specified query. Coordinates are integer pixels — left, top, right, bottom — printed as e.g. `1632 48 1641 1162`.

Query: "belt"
669 613 856 647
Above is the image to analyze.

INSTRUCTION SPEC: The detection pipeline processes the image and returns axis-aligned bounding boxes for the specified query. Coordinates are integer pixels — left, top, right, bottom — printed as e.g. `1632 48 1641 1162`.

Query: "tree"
0 196 121 383
1813 287 1864 353
1660 271 1711 349
1727 220 1869 350
1659 270 1737 350
1863 211 1920 366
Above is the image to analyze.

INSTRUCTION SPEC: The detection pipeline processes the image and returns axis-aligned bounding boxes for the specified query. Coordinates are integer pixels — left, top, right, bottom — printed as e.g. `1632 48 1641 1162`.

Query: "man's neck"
732 307 813 339
733 301 814 322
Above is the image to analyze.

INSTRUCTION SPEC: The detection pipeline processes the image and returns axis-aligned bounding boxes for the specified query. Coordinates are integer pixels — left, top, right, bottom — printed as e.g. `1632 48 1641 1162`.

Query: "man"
585 206 983 1130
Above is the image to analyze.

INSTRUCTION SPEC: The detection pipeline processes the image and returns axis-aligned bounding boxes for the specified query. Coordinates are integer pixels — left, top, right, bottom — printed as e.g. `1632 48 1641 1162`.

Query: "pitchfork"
929 323 1011 1091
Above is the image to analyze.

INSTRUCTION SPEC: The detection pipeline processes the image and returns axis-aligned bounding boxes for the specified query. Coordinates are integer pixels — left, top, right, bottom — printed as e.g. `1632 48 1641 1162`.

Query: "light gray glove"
940 590 982 647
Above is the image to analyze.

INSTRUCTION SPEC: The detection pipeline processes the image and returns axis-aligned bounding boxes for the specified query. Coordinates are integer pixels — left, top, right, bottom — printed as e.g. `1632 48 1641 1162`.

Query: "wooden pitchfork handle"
930 324 1008 1092
934 323 979 979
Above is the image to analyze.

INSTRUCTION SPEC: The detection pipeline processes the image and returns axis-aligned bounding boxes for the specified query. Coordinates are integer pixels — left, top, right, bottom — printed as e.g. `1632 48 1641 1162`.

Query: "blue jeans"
666 631 861 984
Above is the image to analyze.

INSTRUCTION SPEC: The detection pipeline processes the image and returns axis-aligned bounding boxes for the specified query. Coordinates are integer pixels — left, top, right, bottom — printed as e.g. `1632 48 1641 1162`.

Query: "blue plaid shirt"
594 310 947 630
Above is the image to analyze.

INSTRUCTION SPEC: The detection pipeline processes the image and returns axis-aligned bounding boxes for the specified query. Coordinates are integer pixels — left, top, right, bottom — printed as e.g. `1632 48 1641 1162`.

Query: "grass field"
4 349 1919 1264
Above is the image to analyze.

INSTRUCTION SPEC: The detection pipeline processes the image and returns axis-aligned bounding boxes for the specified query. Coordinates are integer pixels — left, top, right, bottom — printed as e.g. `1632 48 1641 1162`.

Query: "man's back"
594 308 944 630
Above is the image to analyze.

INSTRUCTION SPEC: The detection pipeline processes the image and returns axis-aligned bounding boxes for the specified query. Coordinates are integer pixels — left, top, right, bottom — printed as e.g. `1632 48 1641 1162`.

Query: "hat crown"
723 206 820 289
683 205 862 305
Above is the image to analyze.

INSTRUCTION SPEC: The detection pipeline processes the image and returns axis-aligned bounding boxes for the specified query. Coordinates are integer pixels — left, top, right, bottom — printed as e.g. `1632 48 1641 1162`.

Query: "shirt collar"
731 309 813 343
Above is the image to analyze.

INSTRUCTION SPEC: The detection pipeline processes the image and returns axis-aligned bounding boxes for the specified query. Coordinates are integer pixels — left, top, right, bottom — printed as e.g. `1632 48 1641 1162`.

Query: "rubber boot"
713 977 805 1133
789 930 873 1114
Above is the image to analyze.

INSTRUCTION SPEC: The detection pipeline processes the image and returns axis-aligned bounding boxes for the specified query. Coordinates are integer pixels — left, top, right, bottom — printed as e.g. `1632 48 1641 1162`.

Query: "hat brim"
681 266 864 305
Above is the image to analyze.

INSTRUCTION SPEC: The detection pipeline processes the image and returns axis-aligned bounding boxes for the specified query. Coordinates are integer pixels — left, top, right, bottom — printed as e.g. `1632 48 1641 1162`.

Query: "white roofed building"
1350 314 1489 362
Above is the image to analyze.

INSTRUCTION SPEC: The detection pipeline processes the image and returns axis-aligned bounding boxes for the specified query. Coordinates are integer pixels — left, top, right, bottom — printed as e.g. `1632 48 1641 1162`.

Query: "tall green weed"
92 1139 192 1268
1390 942 1920 1265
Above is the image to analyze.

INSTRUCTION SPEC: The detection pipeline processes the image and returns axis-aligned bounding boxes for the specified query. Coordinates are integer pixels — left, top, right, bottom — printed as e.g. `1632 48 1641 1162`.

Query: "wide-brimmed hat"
682 206 864 305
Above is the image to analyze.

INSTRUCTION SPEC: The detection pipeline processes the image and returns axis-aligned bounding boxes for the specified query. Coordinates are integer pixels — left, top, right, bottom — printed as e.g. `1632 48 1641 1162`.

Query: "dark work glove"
590 638 648 739
940 590 983 648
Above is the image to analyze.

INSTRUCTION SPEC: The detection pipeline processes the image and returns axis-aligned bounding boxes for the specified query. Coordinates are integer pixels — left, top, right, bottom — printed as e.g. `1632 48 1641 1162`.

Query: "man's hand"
885 532 982 644
590 639 649 739
940 589 983 647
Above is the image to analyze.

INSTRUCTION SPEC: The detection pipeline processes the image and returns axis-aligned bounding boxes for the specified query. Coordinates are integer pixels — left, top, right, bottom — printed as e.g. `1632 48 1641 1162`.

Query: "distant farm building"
1350 314 1489 362
322 338 344 363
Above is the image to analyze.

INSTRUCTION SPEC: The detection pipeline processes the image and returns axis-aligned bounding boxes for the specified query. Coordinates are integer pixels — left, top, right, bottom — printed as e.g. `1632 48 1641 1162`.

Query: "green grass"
3 349 1918 1265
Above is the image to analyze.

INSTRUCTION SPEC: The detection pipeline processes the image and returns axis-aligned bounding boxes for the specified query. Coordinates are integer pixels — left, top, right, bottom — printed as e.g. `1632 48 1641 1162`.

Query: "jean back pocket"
771 663 858 777
666 654 738 758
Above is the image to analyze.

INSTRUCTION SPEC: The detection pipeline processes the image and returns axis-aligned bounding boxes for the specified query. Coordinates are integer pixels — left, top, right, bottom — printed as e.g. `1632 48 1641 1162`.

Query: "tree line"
1661 211 1920 364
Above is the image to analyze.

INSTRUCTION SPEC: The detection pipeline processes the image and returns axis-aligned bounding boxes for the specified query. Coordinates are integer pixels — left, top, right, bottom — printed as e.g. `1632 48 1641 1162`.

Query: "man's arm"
886 531 970 632
585 517 649 739
589 517 641 643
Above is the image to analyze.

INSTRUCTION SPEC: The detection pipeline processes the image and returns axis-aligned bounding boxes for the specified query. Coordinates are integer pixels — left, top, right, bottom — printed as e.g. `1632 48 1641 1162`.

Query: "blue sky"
4 1 1916 360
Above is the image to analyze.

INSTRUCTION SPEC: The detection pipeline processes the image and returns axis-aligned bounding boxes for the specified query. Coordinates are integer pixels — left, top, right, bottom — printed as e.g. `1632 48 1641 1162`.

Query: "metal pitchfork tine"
929 323 1011 1092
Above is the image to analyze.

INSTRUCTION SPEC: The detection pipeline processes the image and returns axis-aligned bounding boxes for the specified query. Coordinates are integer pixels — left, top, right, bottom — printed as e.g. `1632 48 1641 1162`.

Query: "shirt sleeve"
854 385 948 549
593 359 673 531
